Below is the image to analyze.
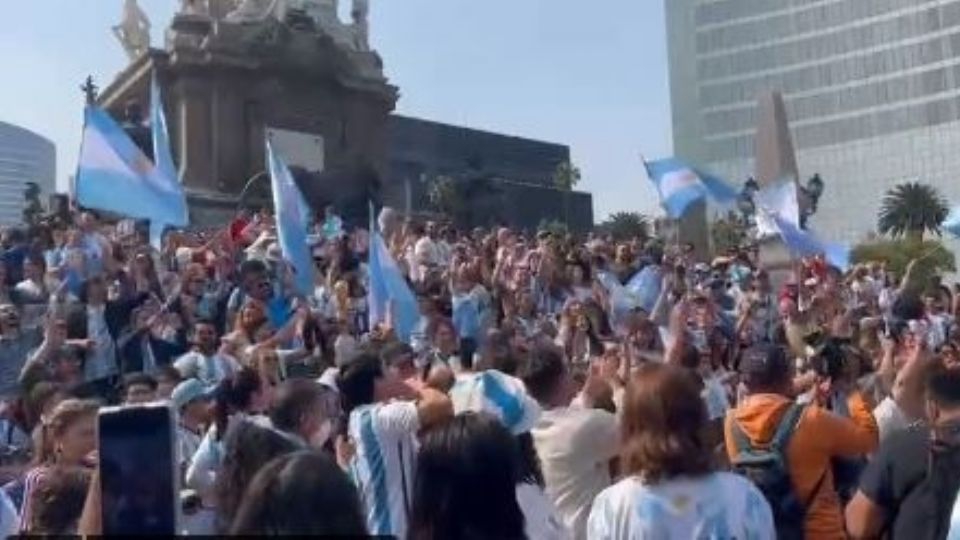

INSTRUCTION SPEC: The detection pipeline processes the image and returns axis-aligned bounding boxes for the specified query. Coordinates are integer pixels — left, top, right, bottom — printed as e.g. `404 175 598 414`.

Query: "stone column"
173 78 214 190
754 91 800 291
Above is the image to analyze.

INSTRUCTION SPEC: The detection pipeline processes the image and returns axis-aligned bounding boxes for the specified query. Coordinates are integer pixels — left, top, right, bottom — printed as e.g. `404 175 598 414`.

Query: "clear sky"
0 0 671 220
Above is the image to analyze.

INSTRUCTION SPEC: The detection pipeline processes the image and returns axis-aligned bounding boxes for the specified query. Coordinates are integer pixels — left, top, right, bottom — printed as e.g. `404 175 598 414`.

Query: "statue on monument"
224 0 286 23
297 0 339 27
112 0 151 61
180 0 210 16
351 0 369 51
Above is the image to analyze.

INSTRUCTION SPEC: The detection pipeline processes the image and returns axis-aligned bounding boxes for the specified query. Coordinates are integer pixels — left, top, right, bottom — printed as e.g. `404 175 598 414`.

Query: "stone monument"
754 91 800 288
98 0 398 225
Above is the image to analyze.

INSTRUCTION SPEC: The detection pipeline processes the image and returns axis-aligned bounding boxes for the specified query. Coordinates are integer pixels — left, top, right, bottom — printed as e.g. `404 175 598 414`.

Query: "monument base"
185 189 241 227
757 236 795 293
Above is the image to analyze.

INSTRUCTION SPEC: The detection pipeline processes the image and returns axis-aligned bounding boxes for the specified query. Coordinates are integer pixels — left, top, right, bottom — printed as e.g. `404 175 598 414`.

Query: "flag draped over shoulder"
644 158 739 219
266 140 315 298
368 231 420 343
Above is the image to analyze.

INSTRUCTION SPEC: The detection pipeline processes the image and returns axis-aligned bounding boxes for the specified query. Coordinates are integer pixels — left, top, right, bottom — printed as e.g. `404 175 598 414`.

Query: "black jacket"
119 334 187 375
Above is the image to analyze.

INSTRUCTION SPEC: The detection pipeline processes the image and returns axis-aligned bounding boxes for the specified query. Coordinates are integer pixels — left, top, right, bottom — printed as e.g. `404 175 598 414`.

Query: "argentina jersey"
347 401 420 537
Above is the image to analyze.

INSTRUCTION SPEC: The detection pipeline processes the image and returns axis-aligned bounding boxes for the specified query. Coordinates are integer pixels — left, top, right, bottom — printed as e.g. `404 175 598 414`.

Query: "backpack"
730 403 825 540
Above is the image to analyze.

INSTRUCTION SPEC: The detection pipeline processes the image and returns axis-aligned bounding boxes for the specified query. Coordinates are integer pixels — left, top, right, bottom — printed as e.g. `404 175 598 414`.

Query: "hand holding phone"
98 403 179 536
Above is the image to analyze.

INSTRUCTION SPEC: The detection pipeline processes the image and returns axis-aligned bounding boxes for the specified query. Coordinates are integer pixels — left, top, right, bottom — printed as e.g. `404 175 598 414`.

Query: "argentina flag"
75 105 188 245
368 230 419 343
266 140 315 297
771 213 851 270
644 158 739 218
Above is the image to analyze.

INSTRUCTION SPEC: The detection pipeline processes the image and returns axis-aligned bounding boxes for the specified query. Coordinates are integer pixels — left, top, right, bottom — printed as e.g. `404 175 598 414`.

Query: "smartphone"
99 403 179 536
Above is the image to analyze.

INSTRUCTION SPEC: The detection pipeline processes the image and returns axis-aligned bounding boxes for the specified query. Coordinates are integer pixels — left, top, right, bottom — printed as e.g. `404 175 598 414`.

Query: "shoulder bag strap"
771 403 805 452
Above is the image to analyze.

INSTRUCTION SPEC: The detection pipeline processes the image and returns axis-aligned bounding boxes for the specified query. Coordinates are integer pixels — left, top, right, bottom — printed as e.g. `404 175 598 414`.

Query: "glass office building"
0 122 55 226
666 0 960 244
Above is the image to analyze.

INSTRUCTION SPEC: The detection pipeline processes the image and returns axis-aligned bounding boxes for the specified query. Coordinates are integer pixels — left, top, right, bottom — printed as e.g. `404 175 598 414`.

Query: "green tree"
427 175 463 218
851 237 955 285
877 182 949 239
552 161 581 191
596 212 649 241
710 211 750 255
538 219 569 238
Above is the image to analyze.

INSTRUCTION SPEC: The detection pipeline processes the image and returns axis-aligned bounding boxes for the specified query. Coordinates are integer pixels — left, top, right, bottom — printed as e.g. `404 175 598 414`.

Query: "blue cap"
171 379 215 410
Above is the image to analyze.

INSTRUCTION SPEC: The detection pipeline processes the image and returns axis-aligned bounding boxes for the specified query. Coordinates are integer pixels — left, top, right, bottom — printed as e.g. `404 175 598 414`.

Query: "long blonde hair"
33 399 99 466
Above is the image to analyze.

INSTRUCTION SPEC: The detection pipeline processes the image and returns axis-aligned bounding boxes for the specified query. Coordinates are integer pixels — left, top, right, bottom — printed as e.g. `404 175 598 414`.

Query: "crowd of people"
0 203 956 538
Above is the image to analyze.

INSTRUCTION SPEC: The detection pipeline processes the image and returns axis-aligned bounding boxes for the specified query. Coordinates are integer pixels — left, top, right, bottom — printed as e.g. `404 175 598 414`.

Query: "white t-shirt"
174 351 239 388
587 473 775 540
413 236 439 280
348 401 420 538
532 406 618 539
946 484 960 540
874 396 911 442
701 375 731 421
516 482 571 540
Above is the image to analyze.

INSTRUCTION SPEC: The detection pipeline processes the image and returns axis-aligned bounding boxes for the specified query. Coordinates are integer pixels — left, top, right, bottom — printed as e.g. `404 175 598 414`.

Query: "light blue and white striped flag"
368 230 420 343
644 158 739 218
149 76 188 248
75 105 187 248
771 213 851 270
266 140 315 297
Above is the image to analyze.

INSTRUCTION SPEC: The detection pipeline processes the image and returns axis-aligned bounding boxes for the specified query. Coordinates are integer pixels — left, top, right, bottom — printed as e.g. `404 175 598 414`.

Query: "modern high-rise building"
0 122 56 226
666 0 960 244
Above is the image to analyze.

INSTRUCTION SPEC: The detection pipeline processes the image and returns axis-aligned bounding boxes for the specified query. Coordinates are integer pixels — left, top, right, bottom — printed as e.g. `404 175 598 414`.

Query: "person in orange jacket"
725 344 879 540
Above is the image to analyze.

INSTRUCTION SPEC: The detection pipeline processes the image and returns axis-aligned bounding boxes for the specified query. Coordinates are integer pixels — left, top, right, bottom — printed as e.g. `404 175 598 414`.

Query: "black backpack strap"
728 411 754 454
771 404 805 452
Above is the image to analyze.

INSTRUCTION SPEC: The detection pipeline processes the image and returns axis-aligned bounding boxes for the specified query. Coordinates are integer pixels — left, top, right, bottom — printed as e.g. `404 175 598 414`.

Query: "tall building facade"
0 122 56 226
666 0 960 244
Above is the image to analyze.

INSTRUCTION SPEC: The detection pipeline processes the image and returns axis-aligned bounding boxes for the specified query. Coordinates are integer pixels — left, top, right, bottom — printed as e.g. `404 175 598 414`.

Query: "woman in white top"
588 364 775 540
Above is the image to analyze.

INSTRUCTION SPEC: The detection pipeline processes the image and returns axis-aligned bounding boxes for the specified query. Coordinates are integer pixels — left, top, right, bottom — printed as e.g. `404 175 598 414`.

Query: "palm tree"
552 161 582 191
878 182 949 239
597 212 650 241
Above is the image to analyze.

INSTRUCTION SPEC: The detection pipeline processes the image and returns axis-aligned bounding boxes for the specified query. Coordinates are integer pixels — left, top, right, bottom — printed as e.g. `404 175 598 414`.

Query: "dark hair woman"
408 413 526 540
231 451 366 536
215 418 300 532
586 364 775 539
185 368 269 512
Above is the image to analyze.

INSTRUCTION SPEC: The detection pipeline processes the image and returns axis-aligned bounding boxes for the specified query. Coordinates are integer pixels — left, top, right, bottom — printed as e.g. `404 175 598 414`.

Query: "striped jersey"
348 401 419 537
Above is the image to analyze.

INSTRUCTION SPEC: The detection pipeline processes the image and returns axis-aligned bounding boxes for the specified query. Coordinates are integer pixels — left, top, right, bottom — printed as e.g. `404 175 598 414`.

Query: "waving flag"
771 213 850 270
75 106 187 248
755 179 800 238
644 158 739 218
945 207 960 238
597 270 642 335
368 230 420 343
149 76 188 248
267 140 315 297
